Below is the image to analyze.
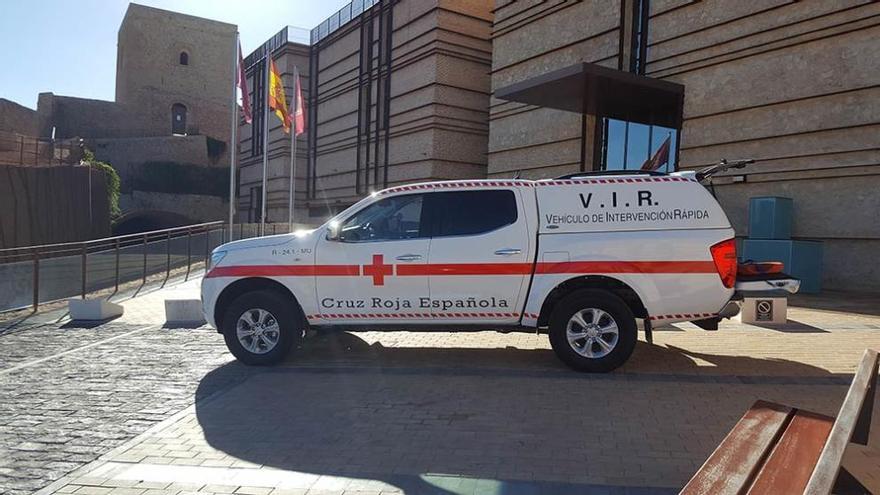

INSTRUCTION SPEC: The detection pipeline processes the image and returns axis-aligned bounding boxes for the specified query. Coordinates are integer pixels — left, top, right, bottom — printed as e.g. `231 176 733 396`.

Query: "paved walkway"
0 279 877 494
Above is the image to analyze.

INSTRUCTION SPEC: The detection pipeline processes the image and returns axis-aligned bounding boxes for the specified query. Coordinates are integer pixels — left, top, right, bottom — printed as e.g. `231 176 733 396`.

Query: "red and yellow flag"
268 58 291 133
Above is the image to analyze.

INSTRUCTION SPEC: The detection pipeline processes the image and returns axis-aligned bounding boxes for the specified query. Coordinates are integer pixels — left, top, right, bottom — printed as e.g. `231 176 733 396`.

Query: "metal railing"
0 222 228 313
311 0 380 44
243 26 311 70
0 132 81 167
0 221 316 314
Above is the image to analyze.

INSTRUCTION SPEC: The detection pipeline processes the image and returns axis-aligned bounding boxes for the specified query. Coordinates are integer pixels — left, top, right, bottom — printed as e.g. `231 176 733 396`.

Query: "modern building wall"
238 33 311 225
305 0 493 220
660 1 880 293
237 1 494 225
489 0 620 180
489 0 880 292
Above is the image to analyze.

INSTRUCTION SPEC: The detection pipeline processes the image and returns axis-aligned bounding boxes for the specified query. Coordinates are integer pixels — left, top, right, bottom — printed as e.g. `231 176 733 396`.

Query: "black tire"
221 290 303 365
548 289 637 372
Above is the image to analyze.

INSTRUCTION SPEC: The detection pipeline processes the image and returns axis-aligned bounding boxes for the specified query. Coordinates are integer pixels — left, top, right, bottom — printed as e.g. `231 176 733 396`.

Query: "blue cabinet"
749 196 793 240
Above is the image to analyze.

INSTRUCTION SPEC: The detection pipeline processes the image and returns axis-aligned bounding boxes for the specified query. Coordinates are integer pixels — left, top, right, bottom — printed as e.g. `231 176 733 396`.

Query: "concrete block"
738 297 787 325
164 299 205 324
68 299 124 321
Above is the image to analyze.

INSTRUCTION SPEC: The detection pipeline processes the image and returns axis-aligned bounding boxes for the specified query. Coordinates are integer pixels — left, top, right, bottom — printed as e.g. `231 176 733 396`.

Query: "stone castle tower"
114 3 236 143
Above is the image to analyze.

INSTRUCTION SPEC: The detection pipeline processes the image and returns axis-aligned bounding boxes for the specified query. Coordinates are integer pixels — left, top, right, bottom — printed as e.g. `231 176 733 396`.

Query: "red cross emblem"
362 254 394 286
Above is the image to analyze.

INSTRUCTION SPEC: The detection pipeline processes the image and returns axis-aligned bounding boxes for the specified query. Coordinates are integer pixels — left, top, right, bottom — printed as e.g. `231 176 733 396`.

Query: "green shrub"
82 149 121 221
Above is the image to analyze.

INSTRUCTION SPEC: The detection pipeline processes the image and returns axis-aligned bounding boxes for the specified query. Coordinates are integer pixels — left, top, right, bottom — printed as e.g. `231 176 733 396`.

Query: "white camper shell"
201 169 797 372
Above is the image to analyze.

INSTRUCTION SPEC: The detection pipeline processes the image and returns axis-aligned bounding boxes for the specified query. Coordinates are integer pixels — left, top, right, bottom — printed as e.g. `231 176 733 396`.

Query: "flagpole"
227 33 239 241
288 66 298 232
260 56 270 236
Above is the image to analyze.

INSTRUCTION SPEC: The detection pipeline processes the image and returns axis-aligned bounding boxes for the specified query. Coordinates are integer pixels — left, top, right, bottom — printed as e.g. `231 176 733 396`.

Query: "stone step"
68 299 124 321
164 298 205 325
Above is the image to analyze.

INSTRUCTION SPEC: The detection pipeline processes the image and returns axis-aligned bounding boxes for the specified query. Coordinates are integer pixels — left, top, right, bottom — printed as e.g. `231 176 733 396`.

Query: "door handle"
396 254 422 261
494 248 522 256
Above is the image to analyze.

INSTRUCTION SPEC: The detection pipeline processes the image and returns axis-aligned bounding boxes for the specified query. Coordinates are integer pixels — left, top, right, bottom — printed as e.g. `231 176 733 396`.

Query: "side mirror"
326 221 341 241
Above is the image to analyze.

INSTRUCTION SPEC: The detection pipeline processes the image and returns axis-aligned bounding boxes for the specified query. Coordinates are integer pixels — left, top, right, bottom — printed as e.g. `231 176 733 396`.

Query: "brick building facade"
237 0 492 224
237 28 311 225
488 0 879 292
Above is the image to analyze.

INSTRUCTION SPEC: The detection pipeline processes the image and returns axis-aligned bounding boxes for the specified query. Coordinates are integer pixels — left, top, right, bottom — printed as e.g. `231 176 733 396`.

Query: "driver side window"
339 194 425 242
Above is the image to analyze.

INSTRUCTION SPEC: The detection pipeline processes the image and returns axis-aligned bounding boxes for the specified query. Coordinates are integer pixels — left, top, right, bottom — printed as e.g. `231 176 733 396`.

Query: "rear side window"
428 190 518 237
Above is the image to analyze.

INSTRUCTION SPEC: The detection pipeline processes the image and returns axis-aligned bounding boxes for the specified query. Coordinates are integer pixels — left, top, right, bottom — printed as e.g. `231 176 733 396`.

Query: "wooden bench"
681 348 878 495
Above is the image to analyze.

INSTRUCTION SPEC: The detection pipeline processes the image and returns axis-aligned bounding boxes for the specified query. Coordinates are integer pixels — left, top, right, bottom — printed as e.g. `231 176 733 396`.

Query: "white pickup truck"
202 165 798 372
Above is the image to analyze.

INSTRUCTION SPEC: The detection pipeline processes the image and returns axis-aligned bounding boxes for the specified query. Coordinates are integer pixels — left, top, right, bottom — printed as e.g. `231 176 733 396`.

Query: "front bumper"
200 277 224 330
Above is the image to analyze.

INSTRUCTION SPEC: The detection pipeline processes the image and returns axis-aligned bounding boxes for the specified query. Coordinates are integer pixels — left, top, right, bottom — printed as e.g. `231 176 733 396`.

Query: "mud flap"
693 317 720 331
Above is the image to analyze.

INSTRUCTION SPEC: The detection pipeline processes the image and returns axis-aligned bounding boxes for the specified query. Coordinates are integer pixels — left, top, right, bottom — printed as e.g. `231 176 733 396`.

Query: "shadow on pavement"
161 322 206 329
60 315 123 329
293 331 841 379
744 319 830 333
194 331 842 495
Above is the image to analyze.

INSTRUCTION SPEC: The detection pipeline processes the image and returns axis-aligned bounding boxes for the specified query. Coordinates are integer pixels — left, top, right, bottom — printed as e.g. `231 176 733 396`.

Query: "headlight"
209 250 227 270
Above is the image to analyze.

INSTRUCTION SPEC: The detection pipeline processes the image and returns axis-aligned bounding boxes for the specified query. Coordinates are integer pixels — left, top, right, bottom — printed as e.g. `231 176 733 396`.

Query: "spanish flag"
268 58 291 134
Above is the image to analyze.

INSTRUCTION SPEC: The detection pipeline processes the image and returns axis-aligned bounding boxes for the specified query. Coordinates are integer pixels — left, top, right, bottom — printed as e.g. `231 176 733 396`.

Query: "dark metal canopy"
495 62 684 129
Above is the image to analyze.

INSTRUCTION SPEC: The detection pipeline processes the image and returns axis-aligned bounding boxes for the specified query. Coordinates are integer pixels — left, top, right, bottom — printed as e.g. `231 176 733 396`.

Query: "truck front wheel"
548 289 637 372
221 290 303 365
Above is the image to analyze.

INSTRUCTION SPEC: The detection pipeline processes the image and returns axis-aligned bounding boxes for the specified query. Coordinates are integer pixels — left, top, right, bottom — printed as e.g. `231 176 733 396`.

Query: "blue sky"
0 0 350 109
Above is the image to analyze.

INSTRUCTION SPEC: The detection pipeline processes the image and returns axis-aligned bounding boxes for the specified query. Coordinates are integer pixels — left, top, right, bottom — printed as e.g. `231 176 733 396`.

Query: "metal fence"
0 222 221 313
0 222 312 312
243 26 312 70
0 222 312 314
0 132 80 167
311 0 380 44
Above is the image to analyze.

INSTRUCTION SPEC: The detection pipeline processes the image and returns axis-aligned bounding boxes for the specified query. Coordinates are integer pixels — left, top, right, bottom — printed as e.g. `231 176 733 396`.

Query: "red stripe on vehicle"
206 264 360 278
396 263 534 276
209 260 716 279
534 261 717 274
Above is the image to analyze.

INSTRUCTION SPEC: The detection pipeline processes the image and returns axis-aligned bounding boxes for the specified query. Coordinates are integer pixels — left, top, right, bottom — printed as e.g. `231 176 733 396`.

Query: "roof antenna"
512 170 521 179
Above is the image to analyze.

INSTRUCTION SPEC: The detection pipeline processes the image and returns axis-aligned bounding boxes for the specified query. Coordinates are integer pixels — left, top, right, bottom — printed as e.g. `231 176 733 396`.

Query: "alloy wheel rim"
236 308 280 355
565 308 619 359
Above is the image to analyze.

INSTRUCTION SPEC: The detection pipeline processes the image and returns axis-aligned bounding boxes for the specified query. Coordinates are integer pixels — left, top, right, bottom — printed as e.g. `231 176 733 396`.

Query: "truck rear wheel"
221 290 303 365
548 289 637 372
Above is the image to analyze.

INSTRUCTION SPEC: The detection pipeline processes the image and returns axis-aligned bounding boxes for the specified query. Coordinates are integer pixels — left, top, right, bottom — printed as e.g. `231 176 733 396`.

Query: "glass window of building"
599 118 677 173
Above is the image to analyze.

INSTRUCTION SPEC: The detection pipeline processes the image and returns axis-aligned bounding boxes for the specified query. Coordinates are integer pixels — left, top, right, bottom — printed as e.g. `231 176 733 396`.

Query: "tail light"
710 238 737 288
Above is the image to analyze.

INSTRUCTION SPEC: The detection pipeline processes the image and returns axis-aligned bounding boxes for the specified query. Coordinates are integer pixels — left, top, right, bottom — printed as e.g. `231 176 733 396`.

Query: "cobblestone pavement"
0 279 878 495
0 288 250 495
